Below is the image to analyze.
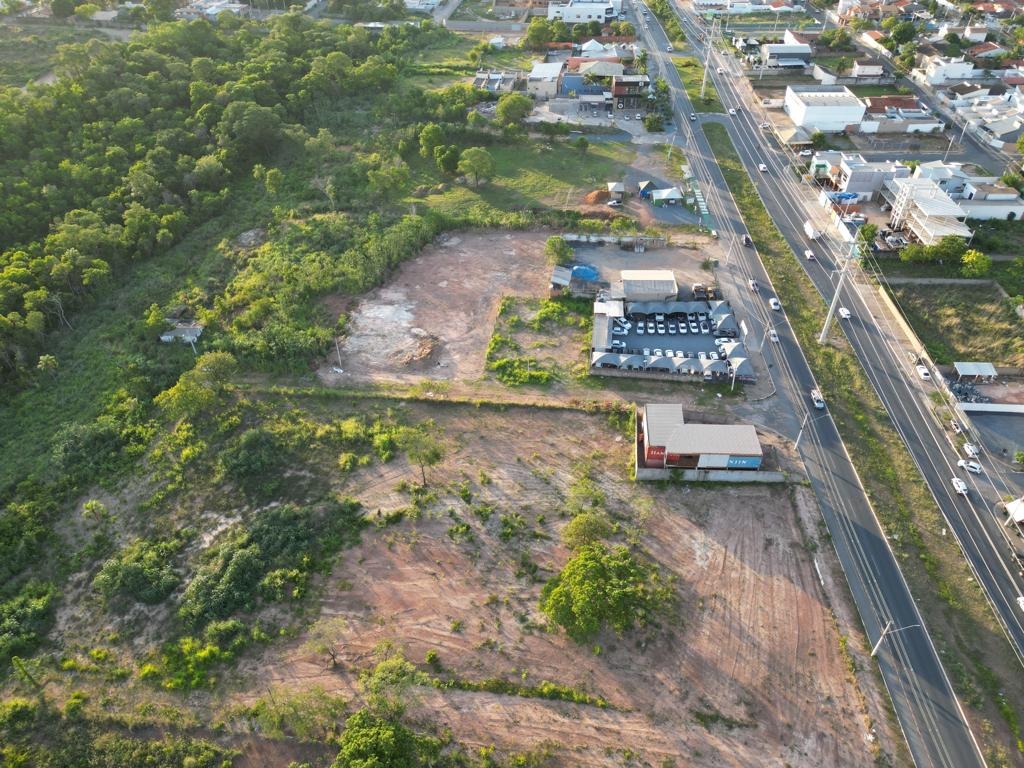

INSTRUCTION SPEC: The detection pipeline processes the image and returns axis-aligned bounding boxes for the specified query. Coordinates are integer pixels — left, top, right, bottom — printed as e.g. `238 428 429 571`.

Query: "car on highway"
748 279 758 291
803 249 815 260
915 364 931 380
758 163 768 172
951 477 968 496
963 442 980 458
666 44 673 52
838 307 851 319
950 419 962 434
760 122 770 129
1018 596 1024 613
769 329 779 343
811 389 825 409
729 108 737 116
769 297 781 311
624 114 631 121
958 459 982 474
716 67 724 74
742 234 752 246
690 112 697 121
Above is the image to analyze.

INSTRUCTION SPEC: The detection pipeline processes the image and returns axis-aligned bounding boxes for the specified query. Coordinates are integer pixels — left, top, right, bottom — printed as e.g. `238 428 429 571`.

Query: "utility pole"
794 411 810 450
818 241 858 344
700 16 719 100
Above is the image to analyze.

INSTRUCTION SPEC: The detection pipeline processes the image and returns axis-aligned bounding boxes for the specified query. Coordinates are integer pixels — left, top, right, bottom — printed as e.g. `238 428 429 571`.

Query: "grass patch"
415 141 635 216
888 283 1024 366
848 84 906 97
673 58 723 113
704 120 1024 753
0 24 103 87
431 675 609 708
871 255 1024 306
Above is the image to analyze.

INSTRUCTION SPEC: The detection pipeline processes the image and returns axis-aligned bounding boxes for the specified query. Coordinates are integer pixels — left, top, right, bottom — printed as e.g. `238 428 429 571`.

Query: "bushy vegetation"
540 543 673 642
0 581 57 669
93 536 183 605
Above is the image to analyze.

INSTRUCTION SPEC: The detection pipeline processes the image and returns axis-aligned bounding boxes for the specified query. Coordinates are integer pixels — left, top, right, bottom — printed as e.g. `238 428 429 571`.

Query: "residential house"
929 23 988 44
913 54 976 85
638 404 763 471
784 85 866 132
860 95 944 133
853 59 886 77
811 151 911 200
914 161 1024 219
472 70 522 93
606 181 625 201
526 61 565 99
967 41 1006 59
943 81 992 105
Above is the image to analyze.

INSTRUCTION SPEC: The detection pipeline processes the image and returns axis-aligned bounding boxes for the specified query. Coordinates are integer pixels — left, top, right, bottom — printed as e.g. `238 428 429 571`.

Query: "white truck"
804 220 821 240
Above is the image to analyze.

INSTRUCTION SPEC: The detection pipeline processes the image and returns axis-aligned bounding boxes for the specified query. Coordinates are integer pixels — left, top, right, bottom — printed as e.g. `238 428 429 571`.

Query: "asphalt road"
635 3 989 765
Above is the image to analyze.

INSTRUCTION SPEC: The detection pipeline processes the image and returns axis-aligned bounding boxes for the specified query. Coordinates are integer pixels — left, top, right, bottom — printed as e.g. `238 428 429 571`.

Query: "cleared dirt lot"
242 401 897 767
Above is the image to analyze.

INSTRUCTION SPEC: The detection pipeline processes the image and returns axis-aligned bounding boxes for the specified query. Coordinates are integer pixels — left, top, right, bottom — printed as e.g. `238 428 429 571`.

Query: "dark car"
742 234 752 247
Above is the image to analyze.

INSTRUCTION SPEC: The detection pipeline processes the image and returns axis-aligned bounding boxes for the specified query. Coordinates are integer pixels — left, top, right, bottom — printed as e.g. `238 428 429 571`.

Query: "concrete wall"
635 466 786 481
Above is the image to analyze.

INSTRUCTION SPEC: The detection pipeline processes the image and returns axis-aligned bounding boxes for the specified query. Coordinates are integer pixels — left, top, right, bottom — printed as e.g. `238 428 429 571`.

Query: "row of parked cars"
610 342 732 360
613 312 737 338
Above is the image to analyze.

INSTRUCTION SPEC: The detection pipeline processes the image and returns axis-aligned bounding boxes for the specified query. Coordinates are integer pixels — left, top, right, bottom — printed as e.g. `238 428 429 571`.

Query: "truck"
804 220 821 240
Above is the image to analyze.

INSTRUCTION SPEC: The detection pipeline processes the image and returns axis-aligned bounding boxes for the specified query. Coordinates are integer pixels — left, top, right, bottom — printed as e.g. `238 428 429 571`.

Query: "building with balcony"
882 177 972 245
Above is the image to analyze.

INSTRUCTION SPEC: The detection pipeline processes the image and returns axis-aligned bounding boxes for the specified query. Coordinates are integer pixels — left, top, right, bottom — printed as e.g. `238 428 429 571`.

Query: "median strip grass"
704 121 1024 762
673 58 723 114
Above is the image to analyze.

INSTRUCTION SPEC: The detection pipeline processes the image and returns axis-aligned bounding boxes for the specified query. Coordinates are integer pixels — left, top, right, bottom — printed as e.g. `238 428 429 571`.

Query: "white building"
914 162 1024 220
784 85 866 132
913 55 976 86
526 61 565 99
761 43 813 68
547 0 615 22
881 177 972 245
811 152 911 200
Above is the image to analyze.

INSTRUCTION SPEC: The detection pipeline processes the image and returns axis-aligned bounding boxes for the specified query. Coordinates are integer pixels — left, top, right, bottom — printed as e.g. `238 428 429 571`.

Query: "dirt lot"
239 402 898 767
323 230 728 388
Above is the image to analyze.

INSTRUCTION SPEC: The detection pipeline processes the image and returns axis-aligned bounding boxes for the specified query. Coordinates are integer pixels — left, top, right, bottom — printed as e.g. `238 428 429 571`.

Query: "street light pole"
794 411 810 450
870 620 922 657
818 242 857 344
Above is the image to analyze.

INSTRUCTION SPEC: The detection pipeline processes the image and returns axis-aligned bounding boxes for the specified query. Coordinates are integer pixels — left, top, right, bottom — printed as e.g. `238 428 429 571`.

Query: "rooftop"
787 85 864 107
529 61 565 80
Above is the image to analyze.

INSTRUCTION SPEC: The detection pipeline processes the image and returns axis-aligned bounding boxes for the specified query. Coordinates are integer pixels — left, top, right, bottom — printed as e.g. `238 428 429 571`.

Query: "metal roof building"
640 404 763 470
619 269 678 301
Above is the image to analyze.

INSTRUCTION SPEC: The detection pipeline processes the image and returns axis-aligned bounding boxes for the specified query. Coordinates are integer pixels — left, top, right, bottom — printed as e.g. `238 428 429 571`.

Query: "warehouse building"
784 85 866 133
638 404 763 470
618 269 678 301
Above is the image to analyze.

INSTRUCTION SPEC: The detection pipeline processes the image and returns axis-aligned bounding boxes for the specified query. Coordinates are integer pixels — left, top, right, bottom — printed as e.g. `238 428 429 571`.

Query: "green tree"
857 223 878 246
154 352 237 421
457 147 495 187
572 135 590 153
835 57 853 74
333 710 419 768
526 17 553 49
544 235 573 266
539 543 673 642
73 2 99 18
810 131 827 149
50 0 77 17
418 123 444 159
396 422 445 486
561 512 612 550
433 144 459 175
495 93 534 126
960 248 992 277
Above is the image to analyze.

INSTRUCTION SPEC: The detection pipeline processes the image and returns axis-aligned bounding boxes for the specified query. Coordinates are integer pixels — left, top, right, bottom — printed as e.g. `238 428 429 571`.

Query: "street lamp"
870 620 921 657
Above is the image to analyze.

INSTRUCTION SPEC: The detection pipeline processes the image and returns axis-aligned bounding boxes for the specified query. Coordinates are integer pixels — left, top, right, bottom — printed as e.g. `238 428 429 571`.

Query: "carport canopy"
954 362 997 379
580 94 607 104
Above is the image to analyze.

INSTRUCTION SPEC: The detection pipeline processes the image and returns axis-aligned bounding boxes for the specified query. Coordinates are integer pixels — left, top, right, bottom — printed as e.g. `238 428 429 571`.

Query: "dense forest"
0 13 613 765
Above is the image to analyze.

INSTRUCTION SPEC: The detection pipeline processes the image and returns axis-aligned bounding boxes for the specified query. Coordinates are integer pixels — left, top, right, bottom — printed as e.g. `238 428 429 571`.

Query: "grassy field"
889 283 1024 366
0 24 102 87
848 84 907 98
872 254 1024 299
414 141 636 214
673 57 723 113
704 120 1024 766
403 34 536 88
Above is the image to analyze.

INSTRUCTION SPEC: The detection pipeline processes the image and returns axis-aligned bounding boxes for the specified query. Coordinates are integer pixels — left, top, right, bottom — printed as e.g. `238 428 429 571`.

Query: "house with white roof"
527 61 565 99
881 177 972 244
784 85 866 132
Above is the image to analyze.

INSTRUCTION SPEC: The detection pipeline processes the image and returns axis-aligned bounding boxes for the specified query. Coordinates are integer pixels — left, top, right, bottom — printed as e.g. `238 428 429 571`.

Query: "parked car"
637 325 645 335
699 321 709 334
668 322 677 333
624 114 631 121
799 149 813 157
643 347 651 356
915 364 931 380
656 323 666 334
612 326 627 336
653 348 663 356
769 329 779 343
607 200 622 208
963 443 980 458
769 298 781 311
636 113 643 120
803 249 815 260
615 319 632 330
838 307 851 320
646 321 655 333
951 477 968 496
611 340 626 350
664 348 675 357
958 459 982 474
678 324 687 334
689 321 699 333
714 337 729 346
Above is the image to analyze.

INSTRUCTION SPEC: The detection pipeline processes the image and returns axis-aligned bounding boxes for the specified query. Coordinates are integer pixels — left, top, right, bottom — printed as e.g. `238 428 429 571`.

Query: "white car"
637 325 645 335
656 323 666 334
610 340 626 350
838 307 851 320
1018 596 1024 613
951 477 968 496
769 297 781 311
958 459 982 475
729 108 737 116
612 326 627 336
950 419 962 434
615 319 632 330
690 113 697 121
799 149 813 157
803 249 815 261
758 163 768 173
653 348 663 356
666 45 673 52
963 443 980 458
714 337 730 346
760 122 770 130
915 364 931 380
811 389 825 409
607 200 622 208
716 67 724 74
643 347 651 356
769 329 779 343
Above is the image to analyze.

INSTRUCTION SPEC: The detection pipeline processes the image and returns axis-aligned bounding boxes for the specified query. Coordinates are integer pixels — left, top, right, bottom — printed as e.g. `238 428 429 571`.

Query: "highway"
634 3 989 766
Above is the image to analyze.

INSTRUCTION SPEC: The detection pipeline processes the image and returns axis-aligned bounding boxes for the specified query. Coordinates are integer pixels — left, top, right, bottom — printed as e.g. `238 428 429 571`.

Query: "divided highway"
635 3 989 765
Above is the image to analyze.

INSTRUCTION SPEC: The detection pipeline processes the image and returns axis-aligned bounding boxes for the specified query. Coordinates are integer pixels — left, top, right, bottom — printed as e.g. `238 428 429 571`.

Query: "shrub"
93 538 181 605
561 512 613 550
0 581 57 670
220 427 287 499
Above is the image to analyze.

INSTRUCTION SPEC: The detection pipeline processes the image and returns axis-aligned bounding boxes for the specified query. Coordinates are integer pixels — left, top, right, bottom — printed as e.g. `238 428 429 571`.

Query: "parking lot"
610 306 740 361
